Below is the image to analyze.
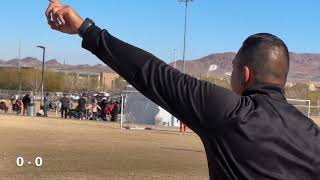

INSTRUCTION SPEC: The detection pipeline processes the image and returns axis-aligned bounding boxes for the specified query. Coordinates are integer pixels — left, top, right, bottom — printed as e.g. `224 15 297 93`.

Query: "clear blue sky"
0 0 319 65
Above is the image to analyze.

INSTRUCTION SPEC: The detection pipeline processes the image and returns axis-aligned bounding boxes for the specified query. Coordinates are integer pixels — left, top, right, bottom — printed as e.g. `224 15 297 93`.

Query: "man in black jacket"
60 94 69 119
22 94 31 115
46 2 320 179
78 95 87 119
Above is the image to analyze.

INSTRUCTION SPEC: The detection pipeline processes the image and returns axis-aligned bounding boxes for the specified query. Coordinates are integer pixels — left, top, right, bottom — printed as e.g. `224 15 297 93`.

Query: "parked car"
55 92 63 97
99 92 110 97
69 94 80 101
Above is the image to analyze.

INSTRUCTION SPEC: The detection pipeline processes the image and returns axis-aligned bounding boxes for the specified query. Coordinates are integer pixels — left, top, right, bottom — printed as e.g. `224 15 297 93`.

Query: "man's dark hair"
238 33 290 85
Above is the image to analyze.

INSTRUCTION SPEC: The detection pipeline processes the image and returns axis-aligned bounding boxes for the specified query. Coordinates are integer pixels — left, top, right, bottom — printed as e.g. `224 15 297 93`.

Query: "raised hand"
46 0 84 34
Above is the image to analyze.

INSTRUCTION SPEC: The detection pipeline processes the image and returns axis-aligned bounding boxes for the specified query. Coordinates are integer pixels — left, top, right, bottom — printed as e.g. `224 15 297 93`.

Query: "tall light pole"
18 41 22 94
37 46 46 106
178 0 193 132
178 0 193 73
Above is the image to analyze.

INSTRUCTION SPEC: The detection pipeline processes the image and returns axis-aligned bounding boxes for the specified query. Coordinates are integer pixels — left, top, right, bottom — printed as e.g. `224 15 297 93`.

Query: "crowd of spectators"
2 93 121 122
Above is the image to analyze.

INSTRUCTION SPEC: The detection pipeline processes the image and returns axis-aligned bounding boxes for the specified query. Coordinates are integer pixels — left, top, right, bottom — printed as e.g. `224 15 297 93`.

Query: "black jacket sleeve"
81 25 241 133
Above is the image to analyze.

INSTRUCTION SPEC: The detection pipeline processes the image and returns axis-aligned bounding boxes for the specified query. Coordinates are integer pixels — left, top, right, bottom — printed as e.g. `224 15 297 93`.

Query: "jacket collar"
242 83 286 100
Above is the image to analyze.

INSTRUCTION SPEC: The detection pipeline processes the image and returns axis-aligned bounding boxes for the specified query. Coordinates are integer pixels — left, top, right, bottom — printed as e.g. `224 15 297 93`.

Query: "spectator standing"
111 101 119 122
98 98 107 120
15 99 23 115
43 97 50 117
78 95 87 119
22 94 31 115
60 94 70 119
91 99 101 120
104 101 114 121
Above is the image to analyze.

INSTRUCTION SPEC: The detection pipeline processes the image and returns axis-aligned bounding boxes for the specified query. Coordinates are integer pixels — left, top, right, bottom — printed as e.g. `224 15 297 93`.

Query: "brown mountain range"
170 52 320 83
0 57 113 74
1 52 319 83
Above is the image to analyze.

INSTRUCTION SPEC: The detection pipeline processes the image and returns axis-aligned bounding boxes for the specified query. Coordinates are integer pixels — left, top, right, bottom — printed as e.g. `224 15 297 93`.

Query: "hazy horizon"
2 50 320 66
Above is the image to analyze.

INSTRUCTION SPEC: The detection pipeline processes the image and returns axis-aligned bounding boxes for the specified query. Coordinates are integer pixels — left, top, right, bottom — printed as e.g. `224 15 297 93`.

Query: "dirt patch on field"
0 114 319 180
0 115 208 180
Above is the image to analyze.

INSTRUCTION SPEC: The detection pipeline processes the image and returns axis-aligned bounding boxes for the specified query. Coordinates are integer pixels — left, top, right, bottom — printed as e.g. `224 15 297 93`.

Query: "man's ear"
241 66 250 85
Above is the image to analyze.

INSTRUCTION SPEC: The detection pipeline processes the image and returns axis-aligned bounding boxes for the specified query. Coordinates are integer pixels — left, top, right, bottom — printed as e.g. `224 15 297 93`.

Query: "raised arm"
46 2 241 133
82 26 241 132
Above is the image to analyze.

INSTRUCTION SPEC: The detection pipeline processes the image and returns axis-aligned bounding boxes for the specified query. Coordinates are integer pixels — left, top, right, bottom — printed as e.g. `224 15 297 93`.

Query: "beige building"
100 72 119 90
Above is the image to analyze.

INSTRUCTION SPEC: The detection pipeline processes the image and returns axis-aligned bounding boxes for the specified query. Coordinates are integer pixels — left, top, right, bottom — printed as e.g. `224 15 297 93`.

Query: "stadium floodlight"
178 0 193 73
18 41 22 94
37 46 46 106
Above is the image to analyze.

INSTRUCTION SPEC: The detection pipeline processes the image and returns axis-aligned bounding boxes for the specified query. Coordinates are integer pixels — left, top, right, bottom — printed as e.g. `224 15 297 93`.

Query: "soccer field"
0 115 208 180
1 114 319 180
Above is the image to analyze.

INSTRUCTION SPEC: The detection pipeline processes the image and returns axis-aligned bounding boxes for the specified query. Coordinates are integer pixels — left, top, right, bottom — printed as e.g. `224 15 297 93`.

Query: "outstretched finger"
46 3 65 22
49 0 59 3
45 3 54 18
